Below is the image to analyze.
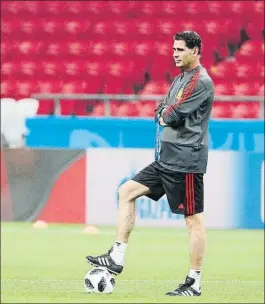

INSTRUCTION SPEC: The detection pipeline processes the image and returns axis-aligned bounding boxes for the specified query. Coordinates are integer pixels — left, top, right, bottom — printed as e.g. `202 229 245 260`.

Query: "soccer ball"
84 267 115 294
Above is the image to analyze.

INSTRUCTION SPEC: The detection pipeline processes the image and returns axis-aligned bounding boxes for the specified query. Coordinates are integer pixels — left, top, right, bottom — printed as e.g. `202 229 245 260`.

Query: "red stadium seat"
1 1 23 15
106 1 132 16
120 58 147 85
1 80 15 98
210 61 237 80
42 1 67 16
16 40 44 56
1 61 17 78
110 41 132 57
251 1 264 20
1 19 20 36
42 42 61 57
63 19 92 38
111 20 135 38
226 1 247 17
18 18 41 38
84 59 104 77
111 102 139 117
154 41 172 58
183 1 204 15
212 101 260 119
133 1 161 17
132 41 152 58
105 60 124 77
232 82 261 96
136 101 156 117
91 20 109 37
64 1 86 16
245 20 264 40
66 41 87 58
83 76 103 93
151 41 174 77
41 60 60 78
201 19 240 42
148 58 172 81
102 61 129 94
134 19 156 38
227 1 263 19
140 81 170 95
62 60 86 79
61 81 86 94
214 82 234 96
235 63 258 80
36 80 62 94
229 102 260 119
1 1 263 118
60 99 81 116
89 103 105 117
156 20 177 39
102 77 124 94
203 1 228 16
15 80 37 98
83 1 108 16
37 99 55 115
19 61 39 78
90 40 110 57
18 1 41 16
211 102 231 118
1 41 14 58
160 2 181 17
235 41 264 62
179 20 202 33
258 84 264 96
40 18 64 38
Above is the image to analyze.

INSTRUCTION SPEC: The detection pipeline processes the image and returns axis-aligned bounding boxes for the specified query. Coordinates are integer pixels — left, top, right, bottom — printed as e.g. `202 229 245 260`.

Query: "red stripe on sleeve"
165 70 200 117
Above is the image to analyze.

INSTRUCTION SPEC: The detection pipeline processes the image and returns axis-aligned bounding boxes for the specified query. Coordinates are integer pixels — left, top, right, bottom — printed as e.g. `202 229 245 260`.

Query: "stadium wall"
86 148 264 229
1 119 264 229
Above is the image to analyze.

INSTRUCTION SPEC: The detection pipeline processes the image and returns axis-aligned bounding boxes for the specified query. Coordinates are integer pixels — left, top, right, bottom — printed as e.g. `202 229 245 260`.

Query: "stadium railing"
31 94 265 118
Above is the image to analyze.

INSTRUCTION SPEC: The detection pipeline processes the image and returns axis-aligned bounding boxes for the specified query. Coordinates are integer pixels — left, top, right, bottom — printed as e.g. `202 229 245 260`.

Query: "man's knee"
118 180 150 202
118 182 133 201
185 213 205 231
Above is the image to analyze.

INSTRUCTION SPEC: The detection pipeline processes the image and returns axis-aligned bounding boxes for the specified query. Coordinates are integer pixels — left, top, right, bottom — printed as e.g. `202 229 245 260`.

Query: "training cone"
33 220 48 228
82 225 100 234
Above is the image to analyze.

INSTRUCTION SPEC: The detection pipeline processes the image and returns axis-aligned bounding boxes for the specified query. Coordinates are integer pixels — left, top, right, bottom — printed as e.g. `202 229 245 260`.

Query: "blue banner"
26 117 264 152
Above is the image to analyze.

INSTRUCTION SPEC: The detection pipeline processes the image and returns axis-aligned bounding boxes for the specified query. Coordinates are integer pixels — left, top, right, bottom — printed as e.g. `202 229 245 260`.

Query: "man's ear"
193 47 198 56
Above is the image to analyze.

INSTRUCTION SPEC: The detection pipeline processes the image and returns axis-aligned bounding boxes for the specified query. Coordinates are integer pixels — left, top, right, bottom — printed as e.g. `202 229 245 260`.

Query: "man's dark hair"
174 31 202 55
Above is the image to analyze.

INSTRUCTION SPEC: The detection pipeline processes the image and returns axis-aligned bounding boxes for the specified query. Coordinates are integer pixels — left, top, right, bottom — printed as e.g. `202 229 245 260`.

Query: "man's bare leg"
116 180 150 243
184 212 206 291
86 180 150 274
109 180 150 265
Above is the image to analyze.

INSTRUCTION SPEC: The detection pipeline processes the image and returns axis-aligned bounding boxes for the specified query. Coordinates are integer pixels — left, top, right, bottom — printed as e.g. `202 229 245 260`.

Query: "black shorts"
132 161 204 216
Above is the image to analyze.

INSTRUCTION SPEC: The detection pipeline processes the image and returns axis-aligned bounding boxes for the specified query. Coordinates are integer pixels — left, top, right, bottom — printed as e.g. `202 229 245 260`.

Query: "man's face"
173 40 197 69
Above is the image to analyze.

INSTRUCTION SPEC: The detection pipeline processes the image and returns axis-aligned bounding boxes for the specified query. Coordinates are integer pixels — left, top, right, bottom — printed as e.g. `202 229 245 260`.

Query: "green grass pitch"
1 222 264 303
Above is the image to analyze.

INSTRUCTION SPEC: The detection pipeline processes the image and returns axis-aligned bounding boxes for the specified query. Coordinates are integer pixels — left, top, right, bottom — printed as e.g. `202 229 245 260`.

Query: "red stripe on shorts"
190 174 195 214
186 174 195 215
186 174 190 214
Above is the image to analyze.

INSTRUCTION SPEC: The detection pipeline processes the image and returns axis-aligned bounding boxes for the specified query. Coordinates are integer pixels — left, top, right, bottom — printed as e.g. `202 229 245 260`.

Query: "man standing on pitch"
86 31 214 297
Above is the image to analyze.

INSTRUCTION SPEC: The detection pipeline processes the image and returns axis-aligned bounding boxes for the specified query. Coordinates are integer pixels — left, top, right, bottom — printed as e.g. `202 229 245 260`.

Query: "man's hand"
159 117 168 126
154 102 166 122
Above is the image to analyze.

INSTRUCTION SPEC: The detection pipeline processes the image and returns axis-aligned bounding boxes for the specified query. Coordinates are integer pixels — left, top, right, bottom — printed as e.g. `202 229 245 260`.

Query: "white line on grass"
1 279 264 285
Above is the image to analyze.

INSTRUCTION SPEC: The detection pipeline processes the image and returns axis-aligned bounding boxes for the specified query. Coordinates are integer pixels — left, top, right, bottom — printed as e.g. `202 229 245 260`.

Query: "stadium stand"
1 0 264 118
